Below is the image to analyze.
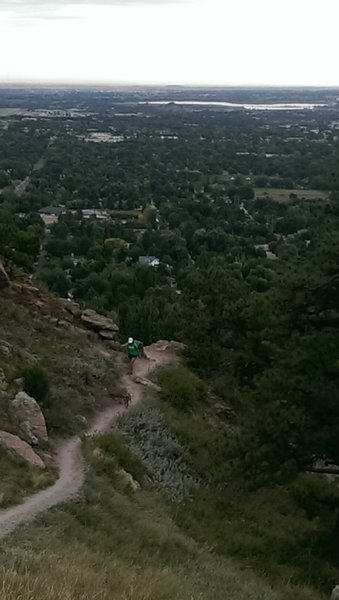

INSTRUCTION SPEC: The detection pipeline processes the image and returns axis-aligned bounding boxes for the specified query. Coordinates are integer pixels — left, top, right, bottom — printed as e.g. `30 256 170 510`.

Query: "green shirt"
128 342 139 357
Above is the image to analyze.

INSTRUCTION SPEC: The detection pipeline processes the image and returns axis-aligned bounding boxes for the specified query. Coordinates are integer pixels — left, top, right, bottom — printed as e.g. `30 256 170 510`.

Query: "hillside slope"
0 277 123 507
0 275 330 600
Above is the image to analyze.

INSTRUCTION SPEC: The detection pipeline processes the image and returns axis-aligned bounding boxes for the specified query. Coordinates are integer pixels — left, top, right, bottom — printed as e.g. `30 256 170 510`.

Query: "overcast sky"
0 0 338 86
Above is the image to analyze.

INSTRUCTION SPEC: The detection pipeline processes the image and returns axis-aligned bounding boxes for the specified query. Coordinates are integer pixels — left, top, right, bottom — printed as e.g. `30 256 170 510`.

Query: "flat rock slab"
0 431 45 469
81 309 119 333
98 330 116 340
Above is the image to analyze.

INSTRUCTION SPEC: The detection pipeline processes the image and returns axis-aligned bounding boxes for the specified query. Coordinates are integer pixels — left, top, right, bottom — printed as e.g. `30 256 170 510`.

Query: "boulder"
152 340 186 353
76 414 89 429
331 586 339 600
81 309 119 333
118 468 141 492
98 330 116 340
133 375 161 391
0 430 45 468
11 391 48 445
0 261 9 290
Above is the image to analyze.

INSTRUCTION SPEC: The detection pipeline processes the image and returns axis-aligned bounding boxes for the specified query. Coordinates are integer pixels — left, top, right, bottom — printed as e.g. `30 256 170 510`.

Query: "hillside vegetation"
0 425 324 600
0 275 333 599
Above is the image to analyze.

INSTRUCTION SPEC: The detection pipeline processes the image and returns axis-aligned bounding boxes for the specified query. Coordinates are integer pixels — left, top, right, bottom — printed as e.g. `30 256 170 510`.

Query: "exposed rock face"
0 431 45 468
11 392 48 445
81 309 119 335
331 586 339 600
0 261 9 290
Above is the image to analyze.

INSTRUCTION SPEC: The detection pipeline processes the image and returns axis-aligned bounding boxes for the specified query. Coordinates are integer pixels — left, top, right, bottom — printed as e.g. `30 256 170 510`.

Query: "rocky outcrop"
21 284 39 294
98 330 116 340
331 586 339 600
0 368 8 393
0 431 45 468
62 300 82 318
152 340 186 353
0 261 9 290
81 309 119 335
11 392 48 445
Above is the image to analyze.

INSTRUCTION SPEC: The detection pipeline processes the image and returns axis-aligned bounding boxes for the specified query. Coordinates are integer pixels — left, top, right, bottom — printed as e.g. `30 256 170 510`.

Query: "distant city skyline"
1 0 339 87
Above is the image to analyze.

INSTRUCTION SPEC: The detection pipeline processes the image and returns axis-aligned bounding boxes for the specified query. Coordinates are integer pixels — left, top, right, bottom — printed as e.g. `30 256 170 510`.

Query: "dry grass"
0 419 326 600
0 448 56 508
0 453 308 600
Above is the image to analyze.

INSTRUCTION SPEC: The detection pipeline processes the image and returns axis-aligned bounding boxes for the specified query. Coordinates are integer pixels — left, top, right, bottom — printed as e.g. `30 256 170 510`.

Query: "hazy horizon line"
1 80 339 90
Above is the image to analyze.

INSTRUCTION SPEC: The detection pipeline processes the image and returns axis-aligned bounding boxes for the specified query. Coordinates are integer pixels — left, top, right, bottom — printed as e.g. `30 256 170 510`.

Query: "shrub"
158 366 204 411
118 406 200 501
292 473 339 519
94 433 145 484
23 365 50 405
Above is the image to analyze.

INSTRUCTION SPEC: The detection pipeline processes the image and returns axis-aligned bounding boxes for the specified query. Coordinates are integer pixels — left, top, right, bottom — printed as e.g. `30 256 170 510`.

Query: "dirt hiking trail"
0 341 178 541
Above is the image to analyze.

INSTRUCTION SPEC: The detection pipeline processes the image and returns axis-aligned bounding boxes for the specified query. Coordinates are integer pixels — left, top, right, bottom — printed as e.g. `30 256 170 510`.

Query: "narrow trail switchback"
0 341 178 541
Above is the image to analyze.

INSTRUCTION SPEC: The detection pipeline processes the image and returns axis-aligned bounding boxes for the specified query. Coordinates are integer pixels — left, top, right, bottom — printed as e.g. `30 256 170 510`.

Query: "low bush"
292 474 339 520
90 433 145 484
118 406 200 501
23 365 50 406
158 366 204 411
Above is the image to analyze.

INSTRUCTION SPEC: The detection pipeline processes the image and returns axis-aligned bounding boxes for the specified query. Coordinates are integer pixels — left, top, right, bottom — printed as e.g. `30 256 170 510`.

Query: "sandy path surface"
0 342 177 541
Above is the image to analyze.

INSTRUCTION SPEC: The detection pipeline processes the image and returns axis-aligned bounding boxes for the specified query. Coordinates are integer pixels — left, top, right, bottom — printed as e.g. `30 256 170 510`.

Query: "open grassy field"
255 188 329 202
0 108 26 117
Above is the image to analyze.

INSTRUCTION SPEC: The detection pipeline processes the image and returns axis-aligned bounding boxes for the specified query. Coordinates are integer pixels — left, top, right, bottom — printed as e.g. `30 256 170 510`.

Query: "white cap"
128 337 133 344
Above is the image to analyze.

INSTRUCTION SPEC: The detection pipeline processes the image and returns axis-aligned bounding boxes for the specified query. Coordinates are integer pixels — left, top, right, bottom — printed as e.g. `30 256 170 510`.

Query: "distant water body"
140 101 327 111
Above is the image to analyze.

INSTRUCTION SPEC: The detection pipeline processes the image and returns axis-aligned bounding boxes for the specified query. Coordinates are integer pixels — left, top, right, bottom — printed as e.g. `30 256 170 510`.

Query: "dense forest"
1 87 339 591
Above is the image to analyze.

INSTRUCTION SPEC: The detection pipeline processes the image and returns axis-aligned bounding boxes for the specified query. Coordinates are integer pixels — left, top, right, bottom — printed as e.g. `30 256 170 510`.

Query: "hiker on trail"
127 337 139 374
127 337 145 375
126 337 149 374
